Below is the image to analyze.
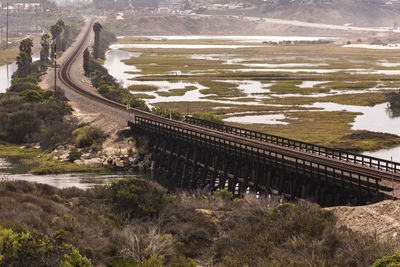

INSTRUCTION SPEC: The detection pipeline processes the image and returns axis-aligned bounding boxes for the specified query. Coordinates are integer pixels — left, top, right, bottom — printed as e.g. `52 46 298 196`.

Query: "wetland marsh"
104 36 400 158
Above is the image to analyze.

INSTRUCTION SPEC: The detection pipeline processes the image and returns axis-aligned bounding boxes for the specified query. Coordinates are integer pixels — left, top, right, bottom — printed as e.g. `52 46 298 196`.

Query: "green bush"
60 245 92 267
213 189 233 201
373 252 400 267
105 178 169 218
68 149 83 162
169 256 196 267
152 106 182 120
72 125 104 148
6 111 40 143
106 257 136 267
9 81 41 93
0 225 92 266
192 112 222 123
19 89 45 102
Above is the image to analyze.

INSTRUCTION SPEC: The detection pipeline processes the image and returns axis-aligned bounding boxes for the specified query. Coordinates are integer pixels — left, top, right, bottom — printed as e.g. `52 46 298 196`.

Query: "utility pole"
6 2 9 49
54 42 57 91
35 7 38 32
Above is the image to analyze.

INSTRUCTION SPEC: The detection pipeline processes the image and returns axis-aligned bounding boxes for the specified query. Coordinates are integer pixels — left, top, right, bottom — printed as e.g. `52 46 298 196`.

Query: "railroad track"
58 19 400 185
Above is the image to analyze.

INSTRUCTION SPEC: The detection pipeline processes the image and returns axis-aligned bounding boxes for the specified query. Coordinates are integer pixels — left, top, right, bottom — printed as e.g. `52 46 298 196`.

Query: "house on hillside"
158 0 181 13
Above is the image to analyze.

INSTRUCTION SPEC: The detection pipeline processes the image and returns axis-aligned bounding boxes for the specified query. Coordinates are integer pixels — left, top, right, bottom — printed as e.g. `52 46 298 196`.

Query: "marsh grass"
266 92 389 106
128 84 158 92
156 86 197 97
110 42 400 151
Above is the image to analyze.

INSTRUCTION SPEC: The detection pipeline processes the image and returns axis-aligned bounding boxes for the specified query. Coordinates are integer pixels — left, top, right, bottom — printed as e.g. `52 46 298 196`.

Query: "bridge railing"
129 116 396 193
184 116 400 174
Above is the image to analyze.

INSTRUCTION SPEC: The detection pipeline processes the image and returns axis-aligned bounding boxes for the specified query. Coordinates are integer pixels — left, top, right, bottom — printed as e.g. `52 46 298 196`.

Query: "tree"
16 38 33 77
6 111 40 143
83 48 90 77
40 33 51 66
50 24 63 59
61 25 70 51
55 19 67 52
93 21 103 59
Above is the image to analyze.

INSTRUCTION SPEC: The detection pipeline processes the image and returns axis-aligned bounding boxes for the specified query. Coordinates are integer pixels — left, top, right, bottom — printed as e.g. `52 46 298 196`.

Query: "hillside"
205 0 400 27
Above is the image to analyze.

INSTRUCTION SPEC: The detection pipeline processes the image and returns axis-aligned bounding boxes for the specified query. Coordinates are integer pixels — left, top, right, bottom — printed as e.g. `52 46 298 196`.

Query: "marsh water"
0 156 137 189
0 62 17 93
103 36 400 162
0 55 39 93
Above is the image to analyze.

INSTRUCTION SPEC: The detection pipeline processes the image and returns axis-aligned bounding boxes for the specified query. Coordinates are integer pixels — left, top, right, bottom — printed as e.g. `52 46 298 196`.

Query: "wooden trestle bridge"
59 18 400 207
129 115 400 207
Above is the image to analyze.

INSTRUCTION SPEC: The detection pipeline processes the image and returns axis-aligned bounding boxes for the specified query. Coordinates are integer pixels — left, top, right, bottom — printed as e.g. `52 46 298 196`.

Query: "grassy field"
107 39 400 151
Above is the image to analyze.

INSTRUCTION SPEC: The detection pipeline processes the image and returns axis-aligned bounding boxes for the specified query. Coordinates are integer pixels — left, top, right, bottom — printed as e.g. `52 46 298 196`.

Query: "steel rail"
58 19 400 184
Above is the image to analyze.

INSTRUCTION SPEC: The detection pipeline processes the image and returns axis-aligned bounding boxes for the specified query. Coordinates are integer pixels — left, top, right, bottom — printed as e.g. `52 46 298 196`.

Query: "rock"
114 159 125 168
137 163 145 172
84 158 103 168
74 159 84 165
81 153 92 159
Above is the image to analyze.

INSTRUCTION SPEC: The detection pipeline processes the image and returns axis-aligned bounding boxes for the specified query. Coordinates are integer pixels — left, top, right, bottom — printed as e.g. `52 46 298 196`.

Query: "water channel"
0 157 140 189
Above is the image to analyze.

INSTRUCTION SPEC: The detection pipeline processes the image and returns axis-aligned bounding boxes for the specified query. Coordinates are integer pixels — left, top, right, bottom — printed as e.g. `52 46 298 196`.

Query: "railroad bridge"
57 18 400 207
129 115 400 207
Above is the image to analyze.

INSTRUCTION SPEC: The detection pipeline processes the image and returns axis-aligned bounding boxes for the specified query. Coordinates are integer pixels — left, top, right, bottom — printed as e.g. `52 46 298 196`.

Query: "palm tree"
40 33 51 65
83 48 90 77
50 24 63 59
16 38 33 77
93 21 103 59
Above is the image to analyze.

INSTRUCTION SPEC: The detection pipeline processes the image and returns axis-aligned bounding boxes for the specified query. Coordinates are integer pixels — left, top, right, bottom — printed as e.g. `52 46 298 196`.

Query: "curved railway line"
58 19 400 193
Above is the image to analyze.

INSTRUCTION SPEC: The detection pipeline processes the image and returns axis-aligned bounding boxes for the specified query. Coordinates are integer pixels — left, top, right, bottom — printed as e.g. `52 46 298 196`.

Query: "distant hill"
204 0 400 27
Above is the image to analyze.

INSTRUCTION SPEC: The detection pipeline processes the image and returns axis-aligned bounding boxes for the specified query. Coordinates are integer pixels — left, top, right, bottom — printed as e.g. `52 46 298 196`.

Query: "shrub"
373 252 400 267
192 112 222 123
72 125 104 148
19 89 45 102
213 189 233 201
105 178 169 218
169 256 196 267
0 225 92 266
9 81 41 93
152 107 182 120
6 111 40 143
68 149 83 162
60 245 92 267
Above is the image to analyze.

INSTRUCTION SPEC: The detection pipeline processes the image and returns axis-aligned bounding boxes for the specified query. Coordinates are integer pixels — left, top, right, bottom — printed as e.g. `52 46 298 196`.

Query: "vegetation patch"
156 86 197 97
127 84 158 92
0 144 105 174
0 179 397 266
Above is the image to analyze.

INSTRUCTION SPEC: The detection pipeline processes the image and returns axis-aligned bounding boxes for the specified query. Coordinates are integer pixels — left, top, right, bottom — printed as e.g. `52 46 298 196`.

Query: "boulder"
84 158 103 168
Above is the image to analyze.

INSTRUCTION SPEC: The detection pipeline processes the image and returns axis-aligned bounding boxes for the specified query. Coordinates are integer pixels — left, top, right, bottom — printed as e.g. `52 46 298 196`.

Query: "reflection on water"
0 55 39 93
387 106 400 118
224 114 288 125
363 147 400 162
0 156 145 189
110 43 262 49
104 49 141 87
0 62 17 93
